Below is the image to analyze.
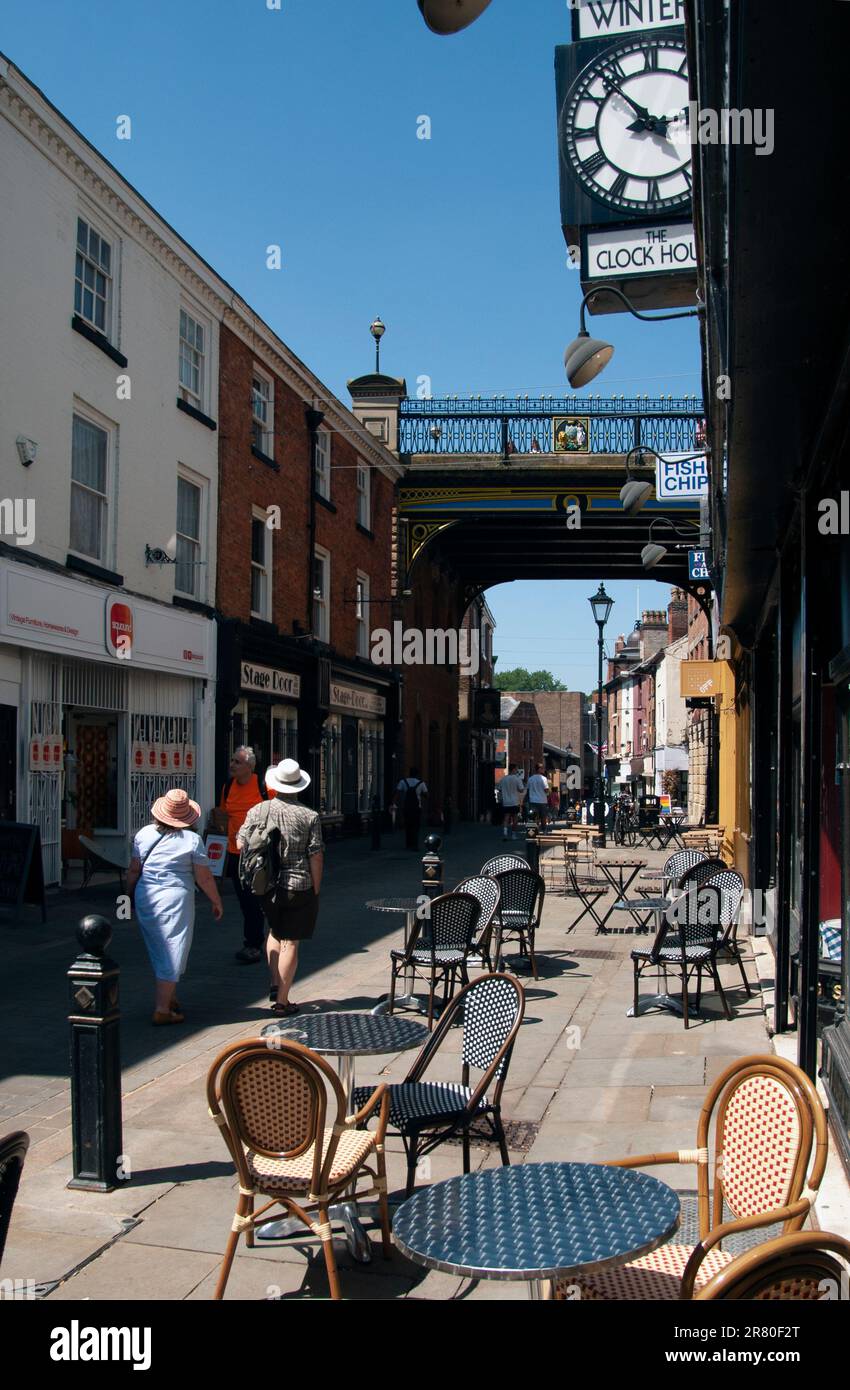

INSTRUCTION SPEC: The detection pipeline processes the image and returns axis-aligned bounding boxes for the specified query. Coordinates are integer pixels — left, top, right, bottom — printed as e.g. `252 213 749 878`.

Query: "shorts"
262 886 319 941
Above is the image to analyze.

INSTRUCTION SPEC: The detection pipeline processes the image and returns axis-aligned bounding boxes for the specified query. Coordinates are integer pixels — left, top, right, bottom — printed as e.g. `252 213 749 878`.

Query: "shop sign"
573 0 685 40
204 835 228 877
584 224 696 281
240 662 301 699
105 598 134 659
688 549 711 581
29 734 63 772
680 661 720 698
655 453 708 499
329 681 386 716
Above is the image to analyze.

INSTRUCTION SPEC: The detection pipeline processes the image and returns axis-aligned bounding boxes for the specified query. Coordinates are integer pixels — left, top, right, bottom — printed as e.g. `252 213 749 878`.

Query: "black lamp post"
588 583 614 846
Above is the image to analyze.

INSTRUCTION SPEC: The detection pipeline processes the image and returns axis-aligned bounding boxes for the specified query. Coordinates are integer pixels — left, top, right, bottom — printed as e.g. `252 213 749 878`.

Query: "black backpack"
403 779 422 816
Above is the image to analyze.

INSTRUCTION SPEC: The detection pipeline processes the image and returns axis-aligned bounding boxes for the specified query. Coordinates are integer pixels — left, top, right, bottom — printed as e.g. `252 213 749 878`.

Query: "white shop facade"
0 558 215 885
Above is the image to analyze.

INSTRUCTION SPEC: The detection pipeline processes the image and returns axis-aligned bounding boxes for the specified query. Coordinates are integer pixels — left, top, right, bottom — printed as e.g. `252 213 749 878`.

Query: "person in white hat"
236 759 324 1016
127 788 223 1025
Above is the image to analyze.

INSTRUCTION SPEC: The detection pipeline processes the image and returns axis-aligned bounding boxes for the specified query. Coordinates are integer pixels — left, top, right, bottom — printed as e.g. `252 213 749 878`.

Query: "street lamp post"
588 583 614 847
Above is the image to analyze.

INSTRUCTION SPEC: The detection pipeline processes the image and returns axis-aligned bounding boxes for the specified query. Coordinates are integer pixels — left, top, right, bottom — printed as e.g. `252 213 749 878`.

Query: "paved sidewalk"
0 825 783 1299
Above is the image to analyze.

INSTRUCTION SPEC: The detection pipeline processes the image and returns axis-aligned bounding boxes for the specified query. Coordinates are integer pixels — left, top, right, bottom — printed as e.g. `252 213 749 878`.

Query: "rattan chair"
207 1038 391 1300
481 853 528 877
453 875 501 971
554 1054 829 1300
631 882 729 1028
353 972 525 1197
489 866 545 979
388 890 481 1028
0 1130 29 1267
695 1230 850 1300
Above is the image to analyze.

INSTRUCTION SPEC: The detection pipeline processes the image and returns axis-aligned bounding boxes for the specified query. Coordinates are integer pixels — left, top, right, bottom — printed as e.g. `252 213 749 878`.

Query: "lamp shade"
641 542 667 570
619 478 653 513
588 582 614 626
370 316 386 340
564 332 615 389
418 0 493 32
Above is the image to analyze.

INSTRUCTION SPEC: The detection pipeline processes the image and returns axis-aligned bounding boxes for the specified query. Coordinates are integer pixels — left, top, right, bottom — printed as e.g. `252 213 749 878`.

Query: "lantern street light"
588 583 614 847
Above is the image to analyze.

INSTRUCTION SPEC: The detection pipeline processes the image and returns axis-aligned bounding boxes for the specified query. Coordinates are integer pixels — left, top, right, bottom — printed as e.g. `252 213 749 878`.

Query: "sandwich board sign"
0 822 46 920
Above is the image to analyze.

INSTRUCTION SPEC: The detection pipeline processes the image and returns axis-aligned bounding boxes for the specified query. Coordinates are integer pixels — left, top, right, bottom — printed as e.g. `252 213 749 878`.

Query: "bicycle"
613 801 638 847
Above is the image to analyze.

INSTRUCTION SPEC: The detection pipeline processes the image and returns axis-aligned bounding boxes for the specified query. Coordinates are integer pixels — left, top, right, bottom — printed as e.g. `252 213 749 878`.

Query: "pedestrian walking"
527 763 550 827
127 788 223 1026
498 765 525 839
395 767 428 850
237 758 323 1016
215 746 268 964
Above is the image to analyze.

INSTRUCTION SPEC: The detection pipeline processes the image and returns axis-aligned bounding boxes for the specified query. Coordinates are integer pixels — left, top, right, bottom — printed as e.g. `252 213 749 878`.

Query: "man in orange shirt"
220 746 267 963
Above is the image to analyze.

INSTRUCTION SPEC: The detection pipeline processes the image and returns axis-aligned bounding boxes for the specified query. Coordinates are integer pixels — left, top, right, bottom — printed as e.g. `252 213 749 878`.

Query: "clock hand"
601 76 650 124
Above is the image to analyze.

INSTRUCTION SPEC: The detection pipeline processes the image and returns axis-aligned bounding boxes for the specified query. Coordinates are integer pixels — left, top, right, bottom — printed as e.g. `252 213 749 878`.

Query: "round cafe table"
392 1161 679 1299
366 897 427 1015
257 1010 429 1261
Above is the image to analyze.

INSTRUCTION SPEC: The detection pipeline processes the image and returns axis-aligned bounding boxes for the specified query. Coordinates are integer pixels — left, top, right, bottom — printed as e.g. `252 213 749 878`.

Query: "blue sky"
3 0 701 692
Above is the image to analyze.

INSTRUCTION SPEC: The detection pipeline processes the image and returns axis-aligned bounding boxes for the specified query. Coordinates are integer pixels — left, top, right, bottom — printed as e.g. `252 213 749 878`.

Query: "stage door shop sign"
655 453 708 500
330 683 386 717
584 225 696 282
573 0 685 39
240 662 301 700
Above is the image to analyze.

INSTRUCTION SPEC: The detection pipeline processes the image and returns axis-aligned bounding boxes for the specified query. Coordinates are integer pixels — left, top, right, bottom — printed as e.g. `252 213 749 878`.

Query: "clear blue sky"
3 0 702 691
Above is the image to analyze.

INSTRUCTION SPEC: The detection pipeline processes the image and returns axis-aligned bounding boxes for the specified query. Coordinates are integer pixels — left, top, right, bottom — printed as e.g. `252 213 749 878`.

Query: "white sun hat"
265 758 311 795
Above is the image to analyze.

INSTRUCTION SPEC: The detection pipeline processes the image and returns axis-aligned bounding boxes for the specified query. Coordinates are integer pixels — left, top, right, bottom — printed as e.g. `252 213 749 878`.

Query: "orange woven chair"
207 1037 391 1300
695 1230 850 1300
554 1054 828 1301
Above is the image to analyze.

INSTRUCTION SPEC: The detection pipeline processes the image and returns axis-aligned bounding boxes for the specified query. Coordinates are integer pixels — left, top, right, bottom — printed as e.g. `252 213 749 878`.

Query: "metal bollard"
370 795 381 851
67 915 123 1192
524 825 540 876
421 832 444 902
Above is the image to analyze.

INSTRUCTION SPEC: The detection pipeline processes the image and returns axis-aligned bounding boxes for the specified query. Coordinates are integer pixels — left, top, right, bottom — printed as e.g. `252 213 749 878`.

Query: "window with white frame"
355 573 370 658
175 473 203 598
313 548 330 642
75 217 113 335
251 368 274 457
251 509 272 620
70 412 110 561
178 307 206 409
356 459 371 528
314 428 330 500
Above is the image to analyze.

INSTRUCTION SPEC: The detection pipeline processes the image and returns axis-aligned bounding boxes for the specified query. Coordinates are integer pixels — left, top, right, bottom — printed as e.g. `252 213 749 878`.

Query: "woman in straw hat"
127 788 223 1025
237 758 323 1016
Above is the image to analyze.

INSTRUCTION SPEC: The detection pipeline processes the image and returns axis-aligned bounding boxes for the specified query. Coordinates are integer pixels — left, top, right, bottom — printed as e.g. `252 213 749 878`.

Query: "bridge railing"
398 397 704 458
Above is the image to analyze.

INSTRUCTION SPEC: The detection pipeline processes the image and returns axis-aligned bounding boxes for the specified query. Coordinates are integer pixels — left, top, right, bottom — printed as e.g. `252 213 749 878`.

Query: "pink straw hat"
151 787 201 828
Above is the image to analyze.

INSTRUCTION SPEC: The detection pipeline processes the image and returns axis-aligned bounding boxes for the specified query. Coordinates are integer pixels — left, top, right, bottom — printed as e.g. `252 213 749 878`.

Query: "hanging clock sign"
571 0 686 42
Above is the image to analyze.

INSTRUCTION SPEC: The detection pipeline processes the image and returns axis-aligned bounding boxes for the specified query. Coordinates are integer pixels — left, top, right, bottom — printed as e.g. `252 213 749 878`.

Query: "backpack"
238 814 280 896
403 779 422 816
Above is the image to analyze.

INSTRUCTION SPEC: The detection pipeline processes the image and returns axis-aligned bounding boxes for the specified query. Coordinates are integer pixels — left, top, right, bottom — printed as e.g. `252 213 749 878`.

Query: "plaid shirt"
238 796 323 892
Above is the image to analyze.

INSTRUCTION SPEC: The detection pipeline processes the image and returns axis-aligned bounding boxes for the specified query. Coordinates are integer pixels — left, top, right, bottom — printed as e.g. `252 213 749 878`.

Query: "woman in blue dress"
127 788 223 1025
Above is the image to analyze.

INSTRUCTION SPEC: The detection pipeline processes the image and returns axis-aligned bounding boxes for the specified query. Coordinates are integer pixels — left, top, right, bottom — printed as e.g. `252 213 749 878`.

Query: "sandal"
269 1001 299 1016
152 1009 185 1026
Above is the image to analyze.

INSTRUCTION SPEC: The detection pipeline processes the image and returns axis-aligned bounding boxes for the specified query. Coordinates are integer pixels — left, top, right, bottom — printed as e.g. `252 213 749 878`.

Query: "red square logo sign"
106 599 134 659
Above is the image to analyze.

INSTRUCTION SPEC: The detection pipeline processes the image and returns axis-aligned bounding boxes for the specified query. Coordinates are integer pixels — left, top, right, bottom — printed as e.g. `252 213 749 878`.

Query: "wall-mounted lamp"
16 436 37 467
418 0 493 33
640 517 703 571
564 286 701 390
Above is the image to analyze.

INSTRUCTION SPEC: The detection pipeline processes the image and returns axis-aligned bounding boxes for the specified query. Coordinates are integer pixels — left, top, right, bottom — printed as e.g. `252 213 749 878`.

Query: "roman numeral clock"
555 28 697 313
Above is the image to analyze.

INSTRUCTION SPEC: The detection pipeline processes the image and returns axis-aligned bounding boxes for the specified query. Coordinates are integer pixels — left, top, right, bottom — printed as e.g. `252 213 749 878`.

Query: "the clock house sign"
555 15 697 313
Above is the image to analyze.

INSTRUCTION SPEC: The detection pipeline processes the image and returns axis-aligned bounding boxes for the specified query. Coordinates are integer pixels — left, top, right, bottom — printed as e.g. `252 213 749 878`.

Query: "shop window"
314 428 331 500
175 474 203 598
251 368 274 456
178 307 206 410
251 509 272 620
70 412 109 562
75 216 113 336
271 704 298 761
321 716 341 815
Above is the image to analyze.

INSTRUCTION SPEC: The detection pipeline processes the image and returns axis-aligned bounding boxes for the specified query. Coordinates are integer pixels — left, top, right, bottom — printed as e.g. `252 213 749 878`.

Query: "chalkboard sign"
0 822 46 921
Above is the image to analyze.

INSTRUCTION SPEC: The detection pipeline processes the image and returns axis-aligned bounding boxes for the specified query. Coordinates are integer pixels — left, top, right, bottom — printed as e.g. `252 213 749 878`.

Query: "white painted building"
0 58 219 882
653 633 689 800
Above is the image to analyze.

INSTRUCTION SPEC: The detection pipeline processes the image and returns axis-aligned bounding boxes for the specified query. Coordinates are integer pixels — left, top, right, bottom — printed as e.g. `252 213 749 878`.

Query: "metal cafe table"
258 1010 429 1260
592 858 647 932
366 897 425 1015
393 1162 679 1299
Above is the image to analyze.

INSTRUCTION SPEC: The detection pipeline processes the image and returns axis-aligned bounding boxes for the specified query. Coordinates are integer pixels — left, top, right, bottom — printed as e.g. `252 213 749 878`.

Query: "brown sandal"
269 1001 299 1016
152 1009 185 1025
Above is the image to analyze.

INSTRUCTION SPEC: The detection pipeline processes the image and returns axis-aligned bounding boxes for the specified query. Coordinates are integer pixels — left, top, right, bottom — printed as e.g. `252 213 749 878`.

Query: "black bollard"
421 832 444 902
524 825 540 876
67 915 122 1192
370 795 381 851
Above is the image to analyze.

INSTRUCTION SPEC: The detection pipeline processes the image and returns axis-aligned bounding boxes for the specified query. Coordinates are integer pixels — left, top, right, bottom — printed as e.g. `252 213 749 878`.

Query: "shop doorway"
65 711 121 833
341 717 358 816
0 705 16 820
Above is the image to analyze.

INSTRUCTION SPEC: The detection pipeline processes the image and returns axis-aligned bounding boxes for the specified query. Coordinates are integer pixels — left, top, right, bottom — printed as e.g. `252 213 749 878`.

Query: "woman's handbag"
131 831 166 910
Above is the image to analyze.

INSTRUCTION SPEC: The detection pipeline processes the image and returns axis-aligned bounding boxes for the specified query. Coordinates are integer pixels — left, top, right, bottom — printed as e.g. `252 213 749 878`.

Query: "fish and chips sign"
655 453 708 500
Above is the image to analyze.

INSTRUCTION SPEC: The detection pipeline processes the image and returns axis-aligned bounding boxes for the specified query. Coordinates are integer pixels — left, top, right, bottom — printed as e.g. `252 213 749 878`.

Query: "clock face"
561 36 692 215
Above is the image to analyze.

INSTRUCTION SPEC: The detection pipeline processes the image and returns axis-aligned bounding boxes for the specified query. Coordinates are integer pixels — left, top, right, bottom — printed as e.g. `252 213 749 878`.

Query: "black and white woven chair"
489 866 545 979
631 882 730 1029
704 868 750 996
0 1130 29 1267
388 890 481 1029
481 853 528 877
453 875 501 971
354 972 525 1197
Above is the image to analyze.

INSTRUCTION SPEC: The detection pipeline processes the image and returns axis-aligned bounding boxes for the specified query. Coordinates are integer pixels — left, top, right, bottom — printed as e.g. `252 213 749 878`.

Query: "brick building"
496 697 544 783
458 597 497 821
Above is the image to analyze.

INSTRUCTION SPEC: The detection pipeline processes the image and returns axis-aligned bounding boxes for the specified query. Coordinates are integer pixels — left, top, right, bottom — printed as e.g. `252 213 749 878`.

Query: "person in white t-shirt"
498 765 526 839
527 763 550 827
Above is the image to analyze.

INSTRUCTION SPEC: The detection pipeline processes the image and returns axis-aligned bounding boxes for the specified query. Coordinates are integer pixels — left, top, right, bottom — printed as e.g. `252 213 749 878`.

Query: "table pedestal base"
371 993 427 1017
627 994 701 1019
256 1202 372 1262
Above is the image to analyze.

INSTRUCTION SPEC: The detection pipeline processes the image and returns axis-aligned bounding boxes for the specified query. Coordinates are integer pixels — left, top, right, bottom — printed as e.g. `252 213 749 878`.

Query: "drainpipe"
304 405 325 630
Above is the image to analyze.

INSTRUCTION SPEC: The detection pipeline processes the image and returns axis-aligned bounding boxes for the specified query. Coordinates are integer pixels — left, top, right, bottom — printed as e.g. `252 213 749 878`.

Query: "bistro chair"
453 875 501 971
0 1130 29 1267
554 1054 829 1301
660 849 707 895
388 891 481 1029
705 868 750 997
353 973 525 1198
207 1037 391 1301
488 866 545 979
481 853 528 877
676 857 728 896
695 1230 850 1300
630 883 730 1028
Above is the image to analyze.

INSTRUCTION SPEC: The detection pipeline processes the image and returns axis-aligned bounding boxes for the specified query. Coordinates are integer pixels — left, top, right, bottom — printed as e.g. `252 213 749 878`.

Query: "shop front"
0 557 215 885
320 674 390 831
